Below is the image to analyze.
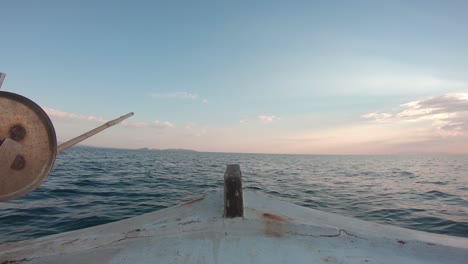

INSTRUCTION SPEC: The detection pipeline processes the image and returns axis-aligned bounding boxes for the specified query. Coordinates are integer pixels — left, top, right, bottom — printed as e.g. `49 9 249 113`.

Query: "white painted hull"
1 191 467 263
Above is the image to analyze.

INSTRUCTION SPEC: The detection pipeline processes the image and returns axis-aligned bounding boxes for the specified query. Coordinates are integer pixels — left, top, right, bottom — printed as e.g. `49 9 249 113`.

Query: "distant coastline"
57 142 197 153
136 148 198 153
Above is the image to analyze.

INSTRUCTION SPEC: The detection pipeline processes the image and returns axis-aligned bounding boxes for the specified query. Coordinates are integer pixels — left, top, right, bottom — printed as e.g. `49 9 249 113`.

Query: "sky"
1 0 468 154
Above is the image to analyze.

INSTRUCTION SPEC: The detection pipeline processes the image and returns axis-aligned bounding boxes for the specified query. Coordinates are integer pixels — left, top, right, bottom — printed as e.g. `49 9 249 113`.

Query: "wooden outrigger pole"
57 112 134 152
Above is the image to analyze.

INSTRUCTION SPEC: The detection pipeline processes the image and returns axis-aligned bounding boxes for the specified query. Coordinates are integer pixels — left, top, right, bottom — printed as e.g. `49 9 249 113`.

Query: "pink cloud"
43 107 108 123
362 93 468 136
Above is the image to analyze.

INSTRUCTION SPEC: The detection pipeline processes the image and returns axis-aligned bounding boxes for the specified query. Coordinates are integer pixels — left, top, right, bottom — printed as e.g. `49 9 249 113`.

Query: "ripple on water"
423 190 457 199
416 180 448 185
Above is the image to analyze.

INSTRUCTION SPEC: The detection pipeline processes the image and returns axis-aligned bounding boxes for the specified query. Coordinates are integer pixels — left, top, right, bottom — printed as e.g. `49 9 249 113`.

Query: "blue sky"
2 0 468 154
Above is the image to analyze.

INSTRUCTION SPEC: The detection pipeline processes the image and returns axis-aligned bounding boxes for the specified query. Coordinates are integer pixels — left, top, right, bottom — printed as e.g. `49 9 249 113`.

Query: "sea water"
0 147 467 243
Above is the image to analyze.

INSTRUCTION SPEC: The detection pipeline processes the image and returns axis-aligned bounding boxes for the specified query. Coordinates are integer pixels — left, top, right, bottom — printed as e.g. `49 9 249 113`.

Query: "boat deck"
1 190 467 263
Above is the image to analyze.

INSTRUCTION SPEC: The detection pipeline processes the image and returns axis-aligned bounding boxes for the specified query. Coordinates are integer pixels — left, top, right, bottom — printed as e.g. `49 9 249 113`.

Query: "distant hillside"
59 144 198 153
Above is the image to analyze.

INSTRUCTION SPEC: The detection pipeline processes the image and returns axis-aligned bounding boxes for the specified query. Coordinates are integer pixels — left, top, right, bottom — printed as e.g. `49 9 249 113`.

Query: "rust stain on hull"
262 212 289 237
180 197 204 207
263 213 288 222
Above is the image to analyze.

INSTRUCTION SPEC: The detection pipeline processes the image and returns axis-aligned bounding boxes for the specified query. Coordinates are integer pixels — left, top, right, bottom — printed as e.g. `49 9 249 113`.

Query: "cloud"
362 93 468 136
44 107 108 123
153 121 175 129
183 122 207 137
123 120 175 129
257 115 279 123
149 92 198 99
360 112 393 122
149 92 208 103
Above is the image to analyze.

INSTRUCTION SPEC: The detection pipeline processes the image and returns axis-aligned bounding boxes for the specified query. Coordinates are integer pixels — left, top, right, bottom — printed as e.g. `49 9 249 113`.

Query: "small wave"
366 208 416 218
245 186 262 191
416 181 448 185
48 188 84 195
56 215 113 233
74 179 102 187
304 190 316 195
301 199 328 209
409 216 467 236
390 168 418 178
424 190 456 198
401 171 416 177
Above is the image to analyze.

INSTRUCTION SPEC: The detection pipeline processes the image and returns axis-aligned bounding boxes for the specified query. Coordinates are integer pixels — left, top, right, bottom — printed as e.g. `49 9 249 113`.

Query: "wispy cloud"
362 93 468 136
183 122 207 137
257 114 279 123
149 92 208 103
44 107 108 123
360 112 393 122
149 92 198 100
123 120 175 129
154 121 175 129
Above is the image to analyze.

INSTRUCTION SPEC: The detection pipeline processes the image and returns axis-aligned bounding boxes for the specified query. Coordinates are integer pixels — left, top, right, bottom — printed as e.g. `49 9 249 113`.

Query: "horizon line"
67 143 468 156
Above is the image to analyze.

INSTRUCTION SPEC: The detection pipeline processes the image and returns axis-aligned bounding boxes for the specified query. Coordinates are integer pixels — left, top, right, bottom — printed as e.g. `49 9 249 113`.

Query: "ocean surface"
1 147 467 243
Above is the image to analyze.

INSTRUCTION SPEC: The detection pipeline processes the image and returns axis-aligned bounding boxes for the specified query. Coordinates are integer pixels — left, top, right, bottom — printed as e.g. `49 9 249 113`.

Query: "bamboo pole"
57 112 134 153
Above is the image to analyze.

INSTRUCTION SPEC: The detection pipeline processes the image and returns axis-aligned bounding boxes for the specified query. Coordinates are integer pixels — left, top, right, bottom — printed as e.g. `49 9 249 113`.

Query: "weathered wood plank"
224 164 244 218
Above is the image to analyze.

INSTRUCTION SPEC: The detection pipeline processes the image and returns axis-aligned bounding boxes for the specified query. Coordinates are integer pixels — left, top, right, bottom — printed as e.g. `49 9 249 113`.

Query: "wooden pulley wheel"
0 91 57 201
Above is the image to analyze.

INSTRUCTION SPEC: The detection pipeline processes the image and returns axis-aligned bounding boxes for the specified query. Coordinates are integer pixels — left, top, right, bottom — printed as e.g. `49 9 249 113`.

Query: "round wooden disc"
0 91 57 201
